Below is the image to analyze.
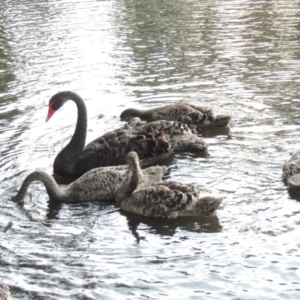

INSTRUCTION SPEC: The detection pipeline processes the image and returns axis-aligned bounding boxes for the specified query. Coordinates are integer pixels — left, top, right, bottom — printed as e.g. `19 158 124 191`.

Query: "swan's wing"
67 165 168 203
181 103 214 116
81 165 128 174
141 120 209 153
170 133 208 153
141 120 193 137
120 185 195 218
84 128 136 149
74 132 172 174
138 165 169 188
183 103 232 127
67 170 131 202
150 104 206 124
181 103 231 127
152 181 199 197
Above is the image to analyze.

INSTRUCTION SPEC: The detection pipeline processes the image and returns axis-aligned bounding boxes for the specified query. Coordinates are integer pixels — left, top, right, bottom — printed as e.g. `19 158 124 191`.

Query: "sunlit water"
1 0 300 299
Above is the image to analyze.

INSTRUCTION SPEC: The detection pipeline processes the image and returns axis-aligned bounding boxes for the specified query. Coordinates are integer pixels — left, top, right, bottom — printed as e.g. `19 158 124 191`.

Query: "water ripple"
1 0 300 299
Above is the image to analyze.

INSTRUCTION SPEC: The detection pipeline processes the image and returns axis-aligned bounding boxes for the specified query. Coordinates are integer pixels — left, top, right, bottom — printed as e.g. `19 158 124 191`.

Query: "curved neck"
129 109 153 122
12 171 66 204
54 92 87 176
138 109 153 122
115 161 141 206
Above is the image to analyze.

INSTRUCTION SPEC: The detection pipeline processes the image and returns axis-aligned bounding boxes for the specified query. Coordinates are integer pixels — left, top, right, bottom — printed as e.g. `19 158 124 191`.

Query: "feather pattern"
282 151 300 189
12 164 168 204
127 119 208 153
120 103 231 130
115 152 222 218
46 92 172 177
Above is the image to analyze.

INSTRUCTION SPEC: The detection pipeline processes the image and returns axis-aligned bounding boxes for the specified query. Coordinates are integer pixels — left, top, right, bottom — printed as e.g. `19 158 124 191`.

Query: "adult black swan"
46 91 171 177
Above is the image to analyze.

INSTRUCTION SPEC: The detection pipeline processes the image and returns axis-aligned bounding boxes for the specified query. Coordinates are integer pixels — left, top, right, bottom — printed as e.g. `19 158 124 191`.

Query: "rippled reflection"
121 210 222 242
1 0 300 299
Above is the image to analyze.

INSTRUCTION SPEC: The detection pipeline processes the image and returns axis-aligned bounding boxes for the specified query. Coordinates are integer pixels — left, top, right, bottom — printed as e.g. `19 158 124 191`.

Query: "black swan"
46 91 171 177
12 164 168 204
120 102 231 131
115 152 222 218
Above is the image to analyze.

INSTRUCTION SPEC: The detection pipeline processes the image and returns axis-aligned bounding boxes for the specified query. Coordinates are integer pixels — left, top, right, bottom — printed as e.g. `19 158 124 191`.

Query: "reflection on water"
122 210 222 242
1 0 300 299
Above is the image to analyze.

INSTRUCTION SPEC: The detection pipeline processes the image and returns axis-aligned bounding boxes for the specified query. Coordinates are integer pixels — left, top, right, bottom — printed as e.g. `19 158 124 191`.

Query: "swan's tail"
177 196 222 217
211 115 231 127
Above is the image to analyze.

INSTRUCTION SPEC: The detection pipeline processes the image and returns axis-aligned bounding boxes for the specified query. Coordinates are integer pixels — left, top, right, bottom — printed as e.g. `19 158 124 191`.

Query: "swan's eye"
50 100 63 111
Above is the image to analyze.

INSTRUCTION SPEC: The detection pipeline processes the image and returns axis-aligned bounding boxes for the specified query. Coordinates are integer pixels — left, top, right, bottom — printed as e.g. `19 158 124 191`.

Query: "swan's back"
121 103 209 124
152 180 199 196
154 103 212 124
73 130 171 176
119 180 221 218
138 165 168 188
129 120 208 153
118 184 190 218
120 103 231 128
64 165 168 203
140 120 194 137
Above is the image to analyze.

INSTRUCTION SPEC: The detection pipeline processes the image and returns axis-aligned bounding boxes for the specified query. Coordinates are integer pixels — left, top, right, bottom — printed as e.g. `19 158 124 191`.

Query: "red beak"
46 106 55 122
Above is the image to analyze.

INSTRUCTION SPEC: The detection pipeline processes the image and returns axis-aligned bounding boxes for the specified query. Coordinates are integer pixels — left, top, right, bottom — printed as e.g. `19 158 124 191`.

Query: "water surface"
1 0 300 299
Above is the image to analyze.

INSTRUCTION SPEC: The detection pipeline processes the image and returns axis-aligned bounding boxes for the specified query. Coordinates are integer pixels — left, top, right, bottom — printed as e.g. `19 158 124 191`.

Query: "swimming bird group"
12 91 231 219
13 90 300 221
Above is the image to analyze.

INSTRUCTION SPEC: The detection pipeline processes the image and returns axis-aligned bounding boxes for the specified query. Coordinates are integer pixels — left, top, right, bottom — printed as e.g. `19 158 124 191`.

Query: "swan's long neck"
115 160 141 206
12 171 66 204
54 92 87 176
129 108 154 122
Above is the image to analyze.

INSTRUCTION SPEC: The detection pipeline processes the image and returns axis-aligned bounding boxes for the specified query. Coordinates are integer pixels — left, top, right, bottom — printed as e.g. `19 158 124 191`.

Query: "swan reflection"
121 210 222 243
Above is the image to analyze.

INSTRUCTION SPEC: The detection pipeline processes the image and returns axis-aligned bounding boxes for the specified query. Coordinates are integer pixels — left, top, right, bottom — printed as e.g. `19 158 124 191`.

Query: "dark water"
1 0 300 299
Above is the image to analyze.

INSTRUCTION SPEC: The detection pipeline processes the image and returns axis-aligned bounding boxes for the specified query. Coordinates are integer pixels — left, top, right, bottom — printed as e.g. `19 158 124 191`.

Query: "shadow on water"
45 200 63 220
9 193 63 222
0 24 16 96
13 194 115 226
120 210 222 243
